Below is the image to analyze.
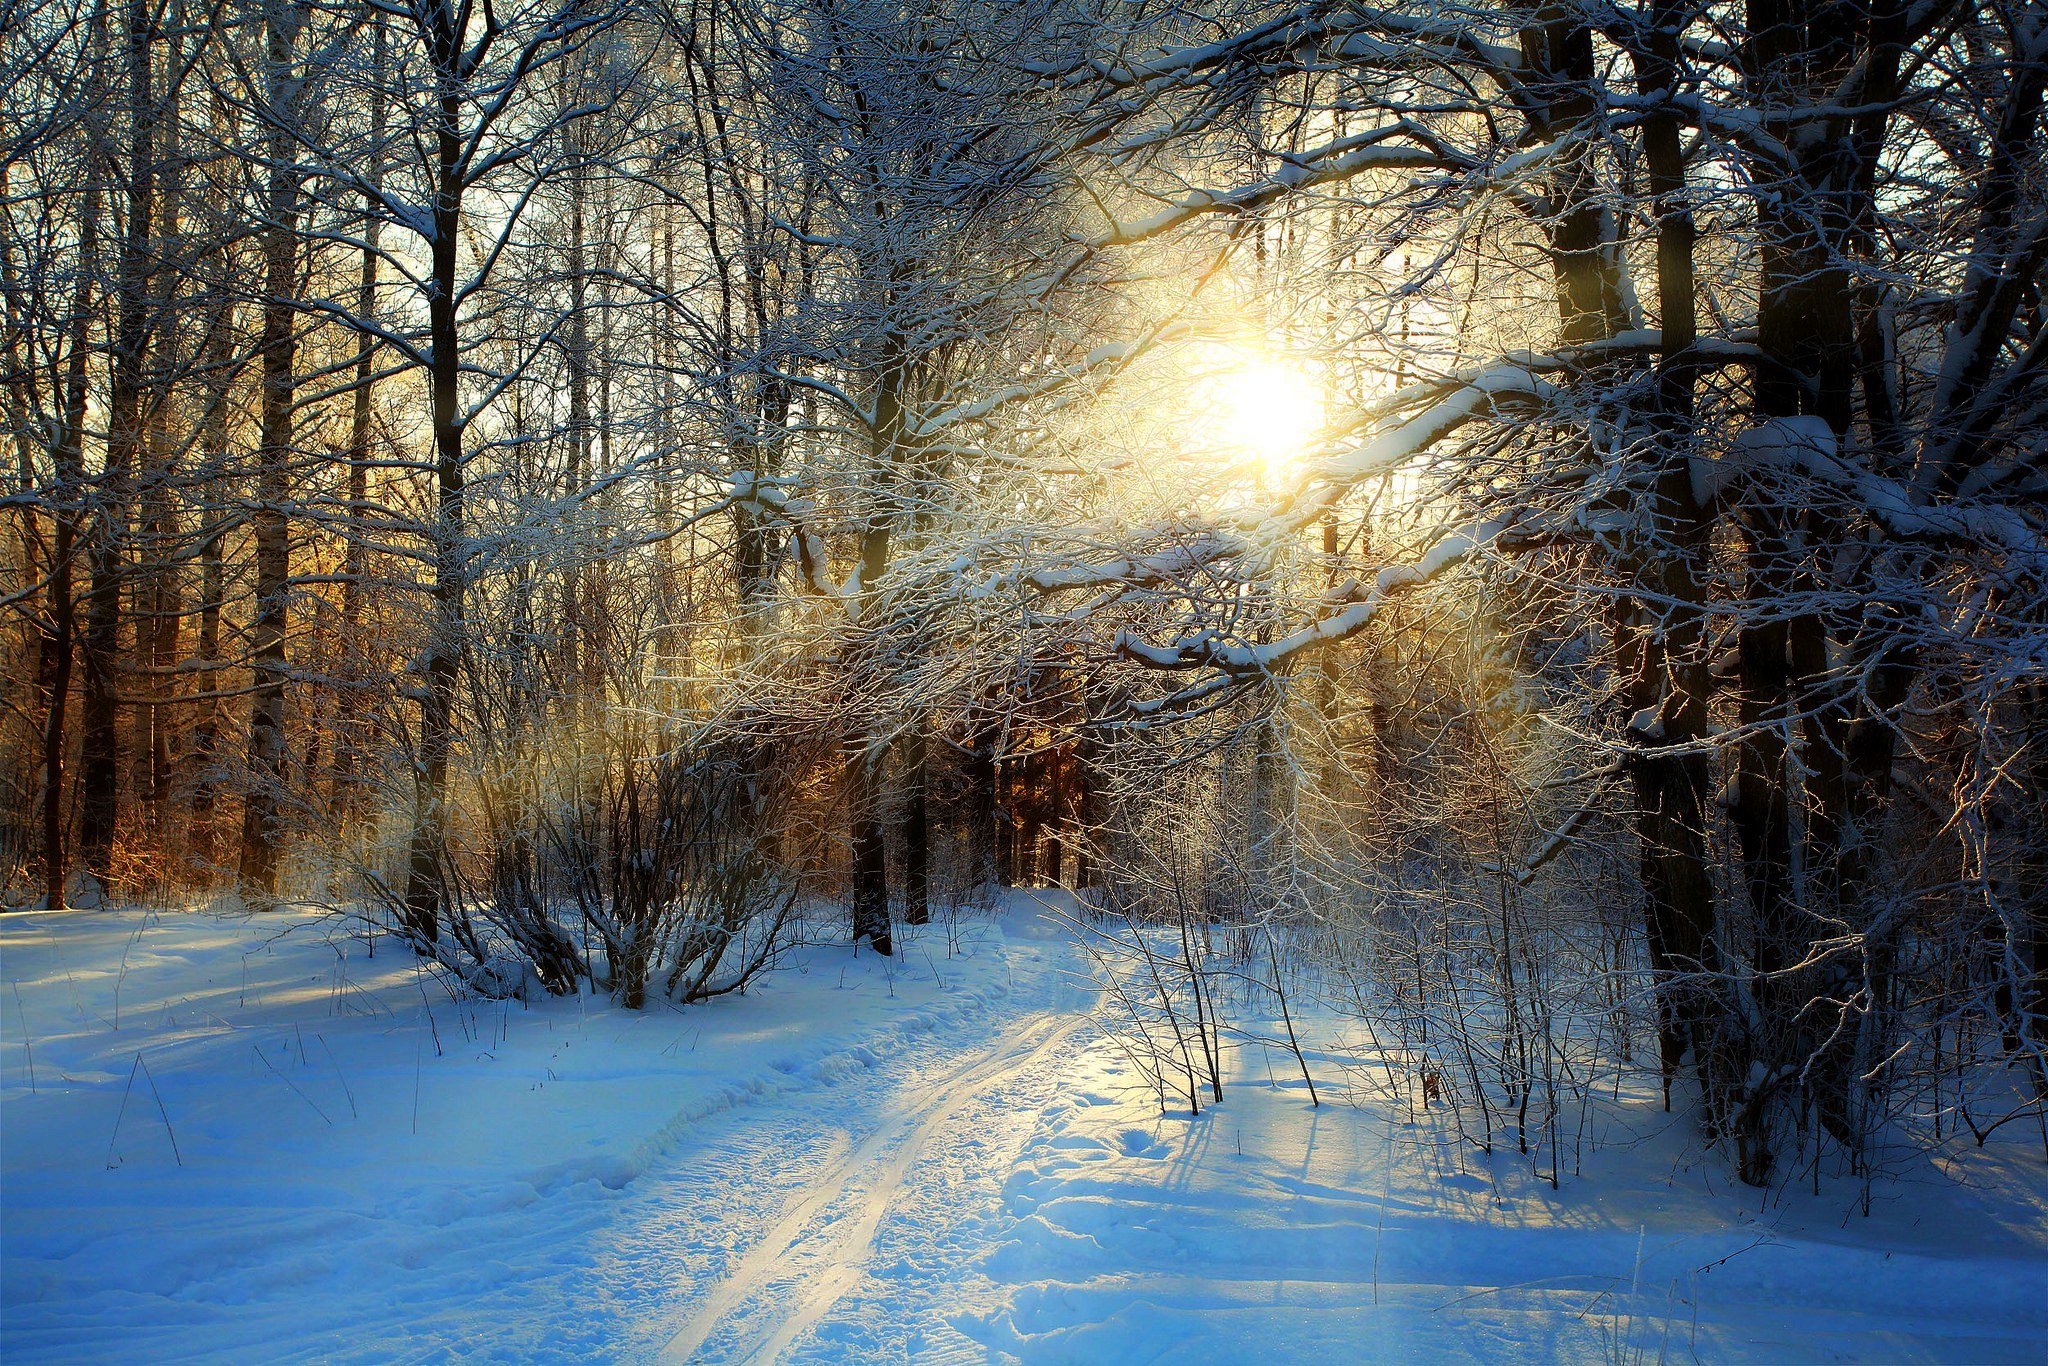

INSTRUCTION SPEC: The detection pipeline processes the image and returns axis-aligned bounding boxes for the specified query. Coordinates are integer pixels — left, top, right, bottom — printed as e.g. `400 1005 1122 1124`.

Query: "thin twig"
138 1054 182 1165
253 1043 333 1126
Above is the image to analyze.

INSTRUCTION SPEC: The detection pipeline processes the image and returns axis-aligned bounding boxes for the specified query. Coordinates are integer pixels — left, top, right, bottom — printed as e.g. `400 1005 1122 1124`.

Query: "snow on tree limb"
1113 514 1515 674
1081 128 1453 248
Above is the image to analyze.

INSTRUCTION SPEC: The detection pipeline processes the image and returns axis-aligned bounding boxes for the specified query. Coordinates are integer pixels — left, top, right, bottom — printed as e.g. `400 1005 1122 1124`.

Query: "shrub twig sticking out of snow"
104 1051 181 1168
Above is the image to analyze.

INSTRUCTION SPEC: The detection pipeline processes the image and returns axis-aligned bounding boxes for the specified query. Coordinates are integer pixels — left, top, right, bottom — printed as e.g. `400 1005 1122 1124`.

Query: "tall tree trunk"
845 356 907 952
962 706 1000 891
400 53 470 947
1248 688 1295 911
1524 4 1624 348
238 0 304 898
188 507 225 863
186 266 235 868
79 0 160 882
335 14 384 822
993 750 1016 888
847 744 892 952
1626 0 1735 1161
900 730 929 925
562 53 589 698
36 134 103 906
1735 0 1886 1163
138 85 183 825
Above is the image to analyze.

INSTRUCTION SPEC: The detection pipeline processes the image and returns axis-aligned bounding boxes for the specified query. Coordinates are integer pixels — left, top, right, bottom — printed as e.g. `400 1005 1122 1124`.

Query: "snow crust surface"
5 896 2046 1361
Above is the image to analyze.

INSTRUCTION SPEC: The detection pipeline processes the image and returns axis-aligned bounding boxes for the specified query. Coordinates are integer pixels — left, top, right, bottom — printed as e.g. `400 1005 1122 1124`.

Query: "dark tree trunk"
400 59 471 948
843 355 907 948
79 0 161 882
1623 0 1739 1164
238 0 303 897
963 714 999 890
137 101 182 824
848 746 892 953
37 141 101 907
900 732 929 925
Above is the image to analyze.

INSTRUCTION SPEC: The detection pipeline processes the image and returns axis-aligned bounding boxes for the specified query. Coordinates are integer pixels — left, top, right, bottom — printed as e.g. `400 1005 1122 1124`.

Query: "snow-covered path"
654 959 1095 1361
9 900 2048 1363
1 897 1108 1363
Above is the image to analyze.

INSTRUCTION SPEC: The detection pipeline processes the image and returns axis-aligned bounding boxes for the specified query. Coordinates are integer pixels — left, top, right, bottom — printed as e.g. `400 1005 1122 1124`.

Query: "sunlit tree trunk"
335 13 384 822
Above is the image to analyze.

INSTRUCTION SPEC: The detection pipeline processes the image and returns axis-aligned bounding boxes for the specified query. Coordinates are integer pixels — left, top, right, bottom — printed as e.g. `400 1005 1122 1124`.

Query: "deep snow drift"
4 897 2045 1362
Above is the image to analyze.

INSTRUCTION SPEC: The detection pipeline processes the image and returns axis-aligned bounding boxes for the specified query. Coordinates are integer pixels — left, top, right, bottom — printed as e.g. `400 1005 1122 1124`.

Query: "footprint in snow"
1117 1128 1169 1160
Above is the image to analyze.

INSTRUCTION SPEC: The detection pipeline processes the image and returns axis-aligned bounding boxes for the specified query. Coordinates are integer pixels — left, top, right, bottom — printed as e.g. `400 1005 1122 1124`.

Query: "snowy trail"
0 900 1101 1364
14 901 2048 1364
660 1003 1095 1363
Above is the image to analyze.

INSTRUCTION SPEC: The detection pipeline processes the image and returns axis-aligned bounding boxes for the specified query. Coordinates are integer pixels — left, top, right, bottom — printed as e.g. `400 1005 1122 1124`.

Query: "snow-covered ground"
5 896 2046 1362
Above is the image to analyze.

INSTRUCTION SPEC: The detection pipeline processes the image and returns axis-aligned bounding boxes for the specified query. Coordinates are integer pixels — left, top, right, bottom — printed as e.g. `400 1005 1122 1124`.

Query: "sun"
1208 358 1324 480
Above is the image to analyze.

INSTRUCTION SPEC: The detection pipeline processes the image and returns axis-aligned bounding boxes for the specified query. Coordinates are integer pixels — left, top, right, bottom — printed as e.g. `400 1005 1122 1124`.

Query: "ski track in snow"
659 999 1096 1363
424 898 1102 1364
0 902 1098 1364
10 899 2048 1363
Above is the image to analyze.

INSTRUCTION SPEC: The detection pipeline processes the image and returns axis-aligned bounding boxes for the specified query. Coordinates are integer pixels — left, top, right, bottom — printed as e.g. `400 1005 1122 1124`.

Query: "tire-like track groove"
660 1005 1092 1363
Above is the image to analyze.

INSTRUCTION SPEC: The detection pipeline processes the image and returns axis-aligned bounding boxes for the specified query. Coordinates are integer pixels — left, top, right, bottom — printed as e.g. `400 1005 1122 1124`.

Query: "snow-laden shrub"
551 738 802 1008
363 730 809 1008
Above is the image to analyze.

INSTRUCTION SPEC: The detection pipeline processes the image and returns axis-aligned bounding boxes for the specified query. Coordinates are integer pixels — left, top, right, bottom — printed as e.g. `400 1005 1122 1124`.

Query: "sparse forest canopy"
4 0 2046 1188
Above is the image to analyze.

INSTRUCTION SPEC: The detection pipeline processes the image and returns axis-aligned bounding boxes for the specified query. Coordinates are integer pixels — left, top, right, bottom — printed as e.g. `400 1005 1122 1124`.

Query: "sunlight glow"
1208 358 1324 481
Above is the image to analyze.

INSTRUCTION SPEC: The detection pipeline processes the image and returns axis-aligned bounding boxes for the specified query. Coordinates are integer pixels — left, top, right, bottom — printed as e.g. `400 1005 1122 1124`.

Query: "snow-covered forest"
5 0 2048 1358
